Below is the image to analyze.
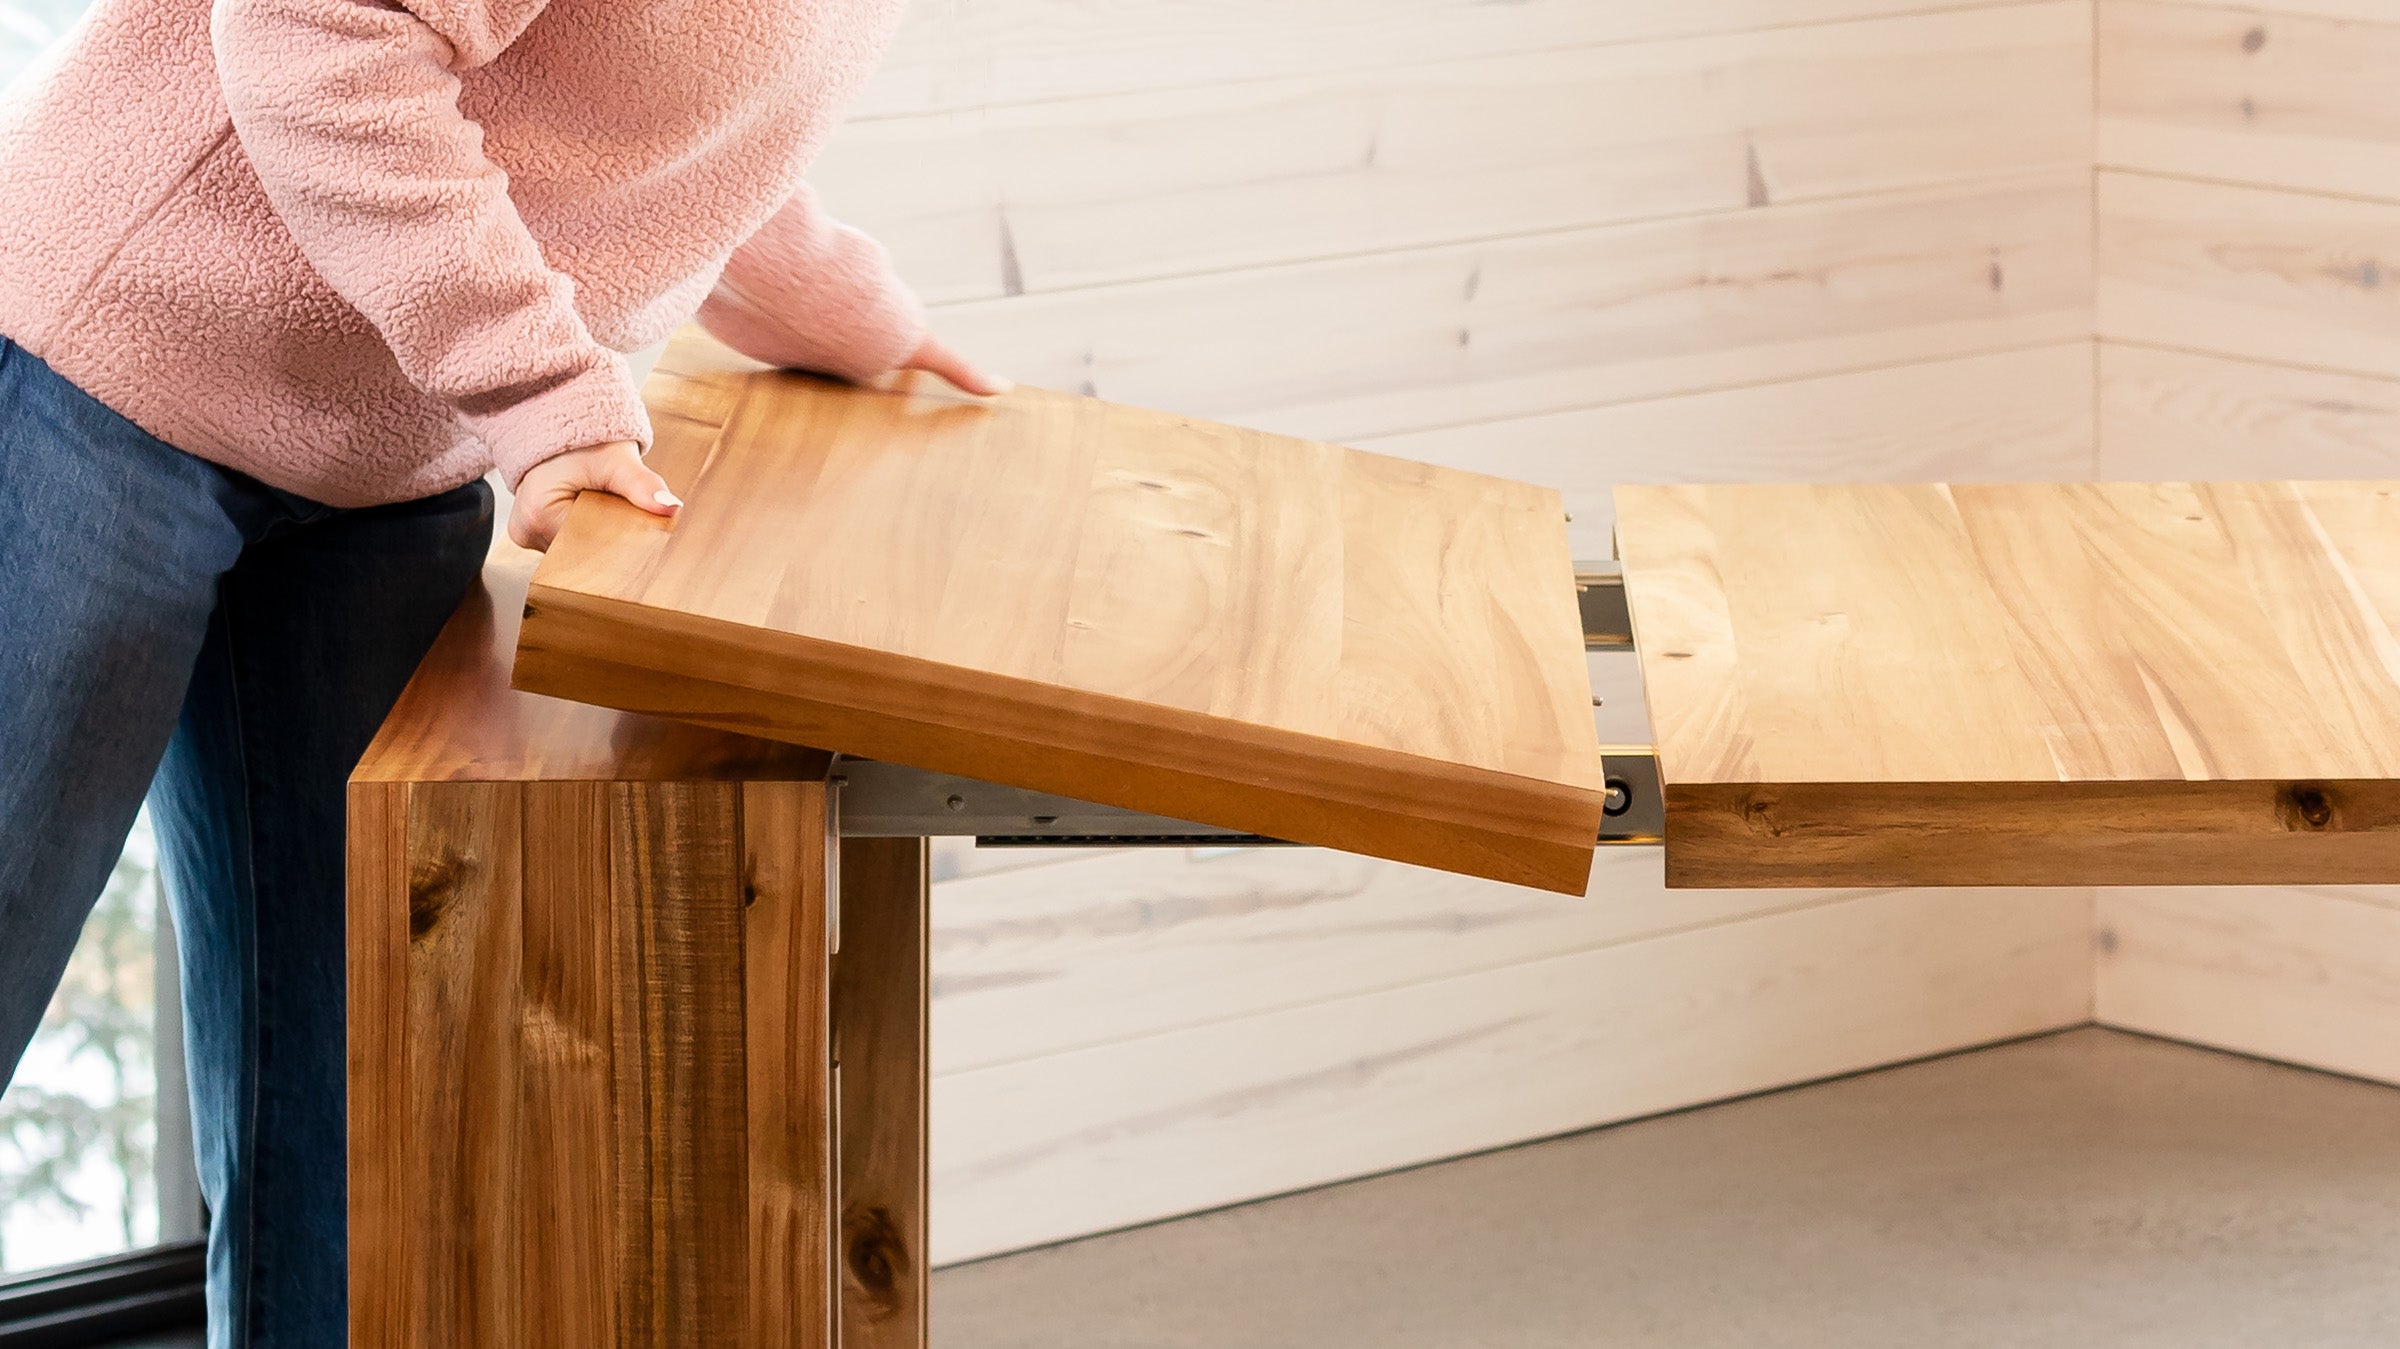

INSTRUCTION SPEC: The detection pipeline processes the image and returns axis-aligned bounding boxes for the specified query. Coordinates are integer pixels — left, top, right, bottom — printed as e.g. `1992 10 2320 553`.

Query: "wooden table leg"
833 837 931 1349
349 774 838 1347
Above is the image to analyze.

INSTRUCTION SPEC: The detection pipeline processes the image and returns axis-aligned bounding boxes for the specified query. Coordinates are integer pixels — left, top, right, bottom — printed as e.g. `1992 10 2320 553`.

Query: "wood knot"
407 851 473 939
844 1204 909 1316
2279 783 2335 830
1740 795 1784 837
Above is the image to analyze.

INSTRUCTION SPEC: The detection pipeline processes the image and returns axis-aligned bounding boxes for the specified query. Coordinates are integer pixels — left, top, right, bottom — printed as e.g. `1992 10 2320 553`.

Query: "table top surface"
1615 479 2400 791
355 560 831 785
515 335 1605 892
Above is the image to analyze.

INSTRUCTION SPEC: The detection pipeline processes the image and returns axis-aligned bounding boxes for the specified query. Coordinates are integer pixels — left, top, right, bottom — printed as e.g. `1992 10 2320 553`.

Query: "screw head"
1602 780 1631 817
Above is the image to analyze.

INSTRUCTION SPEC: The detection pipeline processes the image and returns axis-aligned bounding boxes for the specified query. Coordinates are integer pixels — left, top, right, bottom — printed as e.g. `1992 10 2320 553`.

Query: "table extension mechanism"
834 560 1660 853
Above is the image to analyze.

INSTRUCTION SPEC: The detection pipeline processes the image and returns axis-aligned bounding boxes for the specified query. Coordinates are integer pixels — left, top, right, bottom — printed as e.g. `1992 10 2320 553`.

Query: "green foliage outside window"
0 838 162 1273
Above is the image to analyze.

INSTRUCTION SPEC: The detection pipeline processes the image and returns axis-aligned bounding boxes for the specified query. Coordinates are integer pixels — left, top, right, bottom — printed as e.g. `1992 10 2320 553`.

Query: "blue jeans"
0 336 490 1346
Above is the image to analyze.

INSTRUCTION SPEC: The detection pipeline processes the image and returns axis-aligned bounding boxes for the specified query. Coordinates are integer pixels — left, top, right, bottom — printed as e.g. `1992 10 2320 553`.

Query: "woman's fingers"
598 447 681 516
506 439 672 552
903 334 1012 397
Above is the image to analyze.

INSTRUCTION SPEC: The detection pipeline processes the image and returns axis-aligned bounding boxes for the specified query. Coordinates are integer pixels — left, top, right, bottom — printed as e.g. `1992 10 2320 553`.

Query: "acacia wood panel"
608 785 750 1346
519 782 619 1349
742 781 835 1349
353 775 836 1346
353 560 827 786
836 838 931 1349
403 782 526 1344
351 565 843 1346
2098 1 2400 201
518 336 1606 894
824 3 2090 301
2097 172 2400 380
347 781 415 1348
1616 480 2400 887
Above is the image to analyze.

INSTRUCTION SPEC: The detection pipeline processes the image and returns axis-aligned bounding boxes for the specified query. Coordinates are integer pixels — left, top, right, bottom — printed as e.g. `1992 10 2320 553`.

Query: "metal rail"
1577 560 1633 652
833 559 1660 850
831 747 1663 848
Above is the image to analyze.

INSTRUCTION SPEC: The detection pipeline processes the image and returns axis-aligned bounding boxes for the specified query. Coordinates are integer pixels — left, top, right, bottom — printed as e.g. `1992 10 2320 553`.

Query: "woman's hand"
508 439 678 552
506 335 1006 552
902 334 1010 396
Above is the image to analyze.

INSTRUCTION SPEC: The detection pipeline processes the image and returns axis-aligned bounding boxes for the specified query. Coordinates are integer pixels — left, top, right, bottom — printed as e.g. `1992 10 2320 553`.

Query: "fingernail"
988 377 1016 395
654 488 683 508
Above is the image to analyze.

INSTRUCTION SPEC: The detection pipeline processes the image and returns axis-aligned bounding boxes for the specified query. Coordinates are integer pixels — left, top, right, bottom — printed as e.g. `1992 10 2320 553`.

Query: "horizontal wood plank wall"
2098 343 2400 480
934 884 2094 1264
816 0 2099 1262
2097 0 2400 459
2095 0 2400 1081
2096 889 2400 1085
822 4 2092 302
853 0 2092 118
1363 343 2095 558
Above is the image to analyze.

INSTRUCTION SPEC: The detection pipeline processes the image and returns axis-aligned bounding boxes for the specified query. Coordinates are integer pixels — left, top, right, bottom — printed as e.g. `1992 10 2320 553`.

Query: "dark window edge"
0 1241 205 1348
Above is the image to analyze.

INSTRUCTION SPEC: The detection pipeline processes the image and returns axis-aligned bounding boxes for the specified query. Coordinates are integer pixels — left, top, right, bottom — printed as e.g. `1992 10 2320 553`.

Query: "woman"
0 0 992 1341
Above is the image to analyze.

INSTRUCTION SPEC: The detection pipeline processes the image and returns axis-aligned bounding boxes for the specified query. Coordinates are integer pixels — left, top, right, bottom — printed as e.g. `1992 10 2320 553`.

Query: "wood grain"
404 781 524 1346
930 883 2091 1263
2097 885 2400 1085
925 845 1850 1075
2099 0 2400 201
608 784 748 1346
349 564 842 1347
836 839 930 1349
2097 171 2400 381
854 0 2063 118
742 781 834 1349
1360 343 2095 559
824 3 2090 301
519 782 619 1349
2099 342 2400 481
517 335 1607 894
1616 480 2400 887
910 172 2091 447
353 560 828 787
346 780 414 1348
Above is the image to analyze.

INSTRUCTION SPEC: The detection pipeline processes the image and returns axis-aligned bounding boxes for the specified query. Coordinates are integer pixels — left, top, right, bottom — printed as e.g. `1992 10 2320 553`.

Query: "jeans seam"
217 588 269 1348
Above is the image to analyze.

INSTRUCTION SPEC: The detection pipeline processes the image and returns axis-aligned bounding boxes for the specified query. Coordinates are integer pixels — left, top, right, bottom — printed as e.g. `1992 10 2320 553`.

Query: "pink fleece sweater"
0 0 925 507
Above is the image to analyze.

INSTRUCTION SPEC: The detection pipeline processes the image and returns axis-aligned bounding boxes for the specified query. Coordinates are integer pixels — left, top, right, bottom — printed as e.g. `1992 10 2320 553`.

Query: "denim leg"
0 336 252 1087
149 480 492 1348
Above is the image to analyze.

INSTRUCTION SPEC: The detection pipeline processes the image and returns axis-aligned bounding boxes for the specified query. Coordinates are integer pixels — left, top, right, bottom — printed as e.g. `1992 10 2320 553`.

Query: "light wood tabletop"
516 334 1607 894
1615 480 2400 888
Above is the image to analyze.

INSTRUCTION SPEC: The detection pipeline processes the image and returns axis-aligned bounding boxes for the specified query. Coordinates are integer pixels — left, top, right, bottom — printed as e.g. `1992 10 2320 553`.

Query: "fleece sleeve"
211 0 651 489
697 183 926 382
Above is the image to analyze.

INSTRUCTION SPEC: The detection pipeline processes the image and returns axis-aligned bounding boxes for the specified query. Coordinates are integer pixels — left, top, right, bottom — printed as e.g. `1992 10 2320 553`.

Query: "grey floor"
934 1029 2400 1349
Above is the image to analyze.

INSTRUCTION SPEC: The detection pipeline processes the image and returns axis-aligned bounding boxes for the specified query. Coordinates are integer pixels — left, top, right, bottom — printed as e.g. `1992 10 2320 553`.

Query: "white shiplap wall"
2094 0 2400 1085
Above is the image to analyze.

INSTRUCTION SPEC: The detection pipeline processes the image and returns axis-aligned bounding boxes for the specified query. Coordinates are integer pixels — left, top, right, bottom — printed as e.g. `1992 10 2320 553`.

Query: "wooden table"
350 564 931 1348
348 335 1612 1346
1614 480 2400 888
352 340 2400 1343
